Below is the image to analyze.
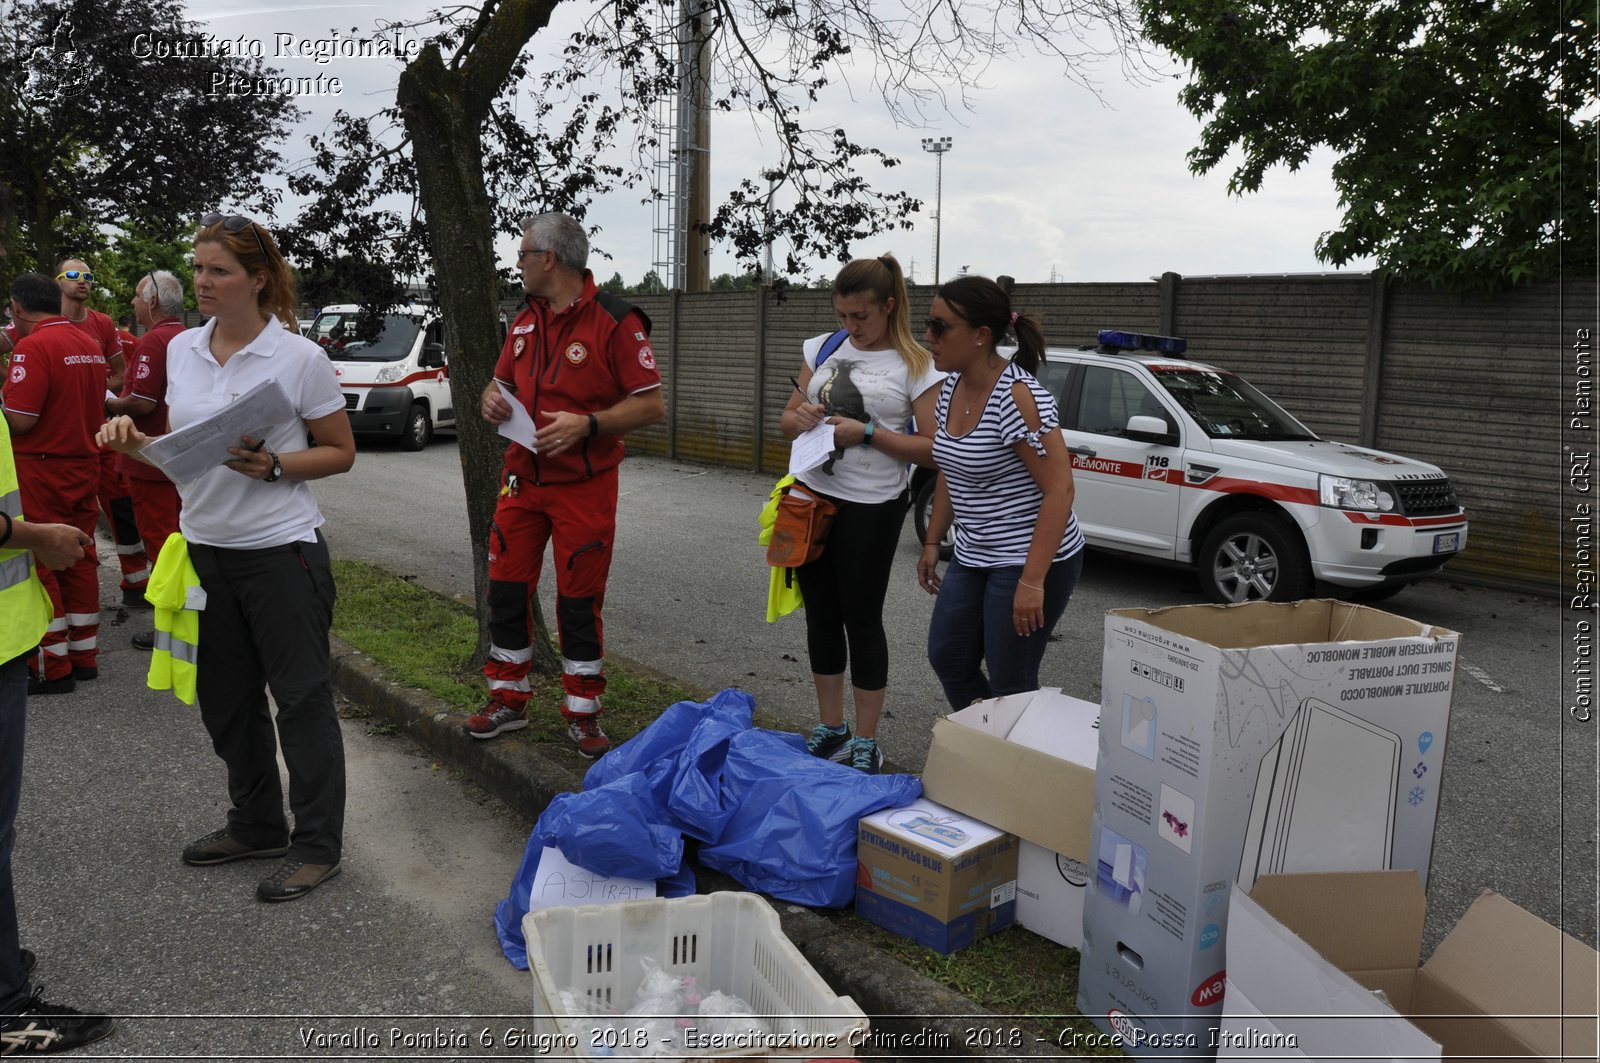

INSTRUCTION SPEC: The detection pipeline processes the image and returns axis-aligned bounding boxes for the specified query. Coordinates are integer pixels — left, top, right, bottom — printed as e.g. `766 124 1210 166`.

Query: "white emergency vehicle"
913 330 1468 603
309 304 454 450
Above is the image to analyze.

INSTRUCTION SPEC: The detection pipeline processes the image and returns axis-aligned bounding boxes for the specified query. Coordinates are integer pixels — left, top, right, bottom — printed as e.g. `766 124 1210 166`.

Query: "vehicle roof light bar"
1097 329 1188 355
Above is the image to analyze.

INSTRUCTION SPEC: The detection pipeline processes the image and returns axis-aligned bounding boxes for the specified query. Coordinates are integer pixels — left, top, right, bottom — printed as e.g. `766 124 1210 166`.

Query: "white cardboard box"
921 688 1100 861
1218 871 1599 1063
1015 840 1093 950
1076 601 1460 1057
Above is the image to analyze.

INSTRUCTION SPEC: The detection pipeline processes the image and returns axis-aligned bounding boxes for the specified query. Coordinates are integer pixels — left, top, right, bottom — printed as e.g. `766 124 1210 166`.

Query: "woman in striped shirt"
916 276 1084 708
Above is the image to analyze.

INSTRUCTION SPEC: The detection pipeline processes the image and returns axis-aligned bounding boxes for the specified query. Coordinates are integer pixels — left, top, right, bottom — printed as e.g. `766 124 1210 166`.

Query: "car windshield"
309 312 421 363
1152 368 1319 441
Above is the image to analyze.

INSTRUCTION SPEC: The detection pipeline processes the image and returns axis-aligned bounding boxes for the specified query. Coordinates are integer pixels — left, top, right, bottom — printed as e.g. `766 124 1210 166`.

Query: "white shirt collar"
186 314 286 363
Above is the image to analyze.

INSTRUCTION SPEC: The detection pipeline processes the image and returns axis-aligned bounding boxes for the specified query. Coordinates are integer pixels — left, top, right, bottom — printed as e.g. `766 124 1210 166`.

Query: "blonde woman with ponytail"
778 254 943 773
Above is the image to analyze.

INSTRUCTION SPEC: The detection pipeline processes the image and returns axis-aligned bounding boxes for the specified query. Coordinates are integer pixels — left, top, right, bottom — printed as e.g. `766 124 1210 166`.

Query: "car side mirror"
421 342 446 368
1126 414 1176 445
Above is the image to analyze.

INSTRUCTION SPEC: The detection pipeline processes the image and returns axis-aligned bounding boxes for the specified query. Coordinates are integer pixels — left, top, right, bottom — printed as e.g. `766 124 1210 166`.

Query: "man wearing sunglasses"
2 273 108 695
54 260 152 611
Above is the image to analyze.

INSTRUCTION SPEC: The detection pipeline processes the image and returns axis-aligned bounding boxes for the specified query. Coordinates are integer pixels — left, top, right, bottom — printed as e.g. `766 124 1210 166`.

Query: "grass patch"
330 558 1105 1039
331 558 696 748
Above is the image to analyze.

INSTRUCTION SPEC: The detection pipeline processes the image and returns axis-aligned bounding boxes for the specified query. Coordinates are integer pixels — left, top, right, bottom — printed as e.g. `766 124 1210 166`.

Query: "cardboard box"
1076 600 1460 1057
855 798 1018 954
1015 840 1093 950
921 688 1100 861
1218 871 1599 1062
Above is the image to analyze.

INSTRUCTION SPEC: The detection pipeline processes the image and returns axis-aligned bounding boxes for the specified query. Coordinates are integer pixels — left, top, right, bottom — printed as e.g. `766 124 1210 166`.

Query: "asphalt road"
316 440 1595 956
14 548 543 1058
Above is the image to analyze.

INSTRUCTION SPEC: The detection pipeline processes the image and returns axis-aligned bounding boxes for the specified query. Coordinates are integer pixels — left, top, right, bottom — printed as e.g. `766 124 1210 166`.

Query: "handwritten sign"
528 847 656 912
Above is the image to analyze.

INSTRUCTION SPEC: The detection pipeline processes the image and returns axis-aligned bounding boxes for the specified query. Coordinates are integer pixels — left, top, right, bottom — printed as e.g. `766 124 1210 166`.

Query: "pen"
247 439 266 452
790 376 806 399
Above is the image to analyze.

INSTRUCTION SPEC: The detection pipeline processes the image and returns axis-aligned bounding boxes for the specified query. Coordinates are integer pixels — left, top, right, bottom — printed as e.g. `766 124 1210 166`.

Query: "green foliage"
1141 0 1597 291
92 226 196 316
0 0 299 268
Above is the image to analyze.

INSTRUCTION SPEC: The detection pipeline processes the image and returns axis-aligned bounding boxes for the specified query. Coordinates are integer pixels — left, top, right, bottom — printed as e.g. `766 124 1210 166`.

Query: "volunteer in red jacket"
471 212 665 757
55 259 151 608
2 273 107 695
106 270 186 651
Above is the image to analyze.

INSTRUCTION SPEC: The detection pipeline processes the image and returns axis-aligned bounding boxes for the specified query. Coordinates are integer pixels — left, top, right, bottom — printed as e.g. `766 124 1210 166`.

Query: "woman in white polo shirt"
98 213 355 903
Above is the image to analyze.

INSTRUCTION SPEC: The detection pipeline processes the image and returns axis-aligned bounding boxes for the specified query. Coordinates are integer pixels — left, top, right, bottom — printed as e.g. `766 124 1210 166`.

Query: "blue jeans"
0 653 30 1015
927 552 1084 710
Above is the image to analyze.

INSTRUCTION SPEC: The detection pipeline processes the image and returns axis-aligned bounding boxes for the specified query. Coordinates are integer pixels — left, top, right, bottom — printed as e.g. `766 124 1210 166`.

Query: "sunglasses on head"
200 212 271 260
56 269 93 282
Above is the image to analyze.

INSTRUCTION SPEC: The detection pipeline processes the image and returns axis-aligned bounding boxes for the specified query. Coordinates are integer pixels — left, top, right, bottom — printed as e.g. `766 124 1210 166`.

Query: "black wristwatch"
263 449 283 483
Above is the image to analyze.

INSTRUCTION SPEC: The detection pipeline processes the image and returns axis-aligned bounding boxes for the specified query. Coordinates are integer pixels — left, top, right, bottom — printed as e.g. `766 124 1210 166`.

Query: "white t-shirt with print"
795 332 944 504
165 315 346 550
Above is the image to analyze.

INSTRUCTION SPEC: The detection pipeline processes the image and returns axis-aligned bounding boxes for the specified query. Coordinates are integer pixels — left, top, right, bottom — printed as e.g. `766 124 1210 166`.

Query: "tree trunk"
396 29 560 676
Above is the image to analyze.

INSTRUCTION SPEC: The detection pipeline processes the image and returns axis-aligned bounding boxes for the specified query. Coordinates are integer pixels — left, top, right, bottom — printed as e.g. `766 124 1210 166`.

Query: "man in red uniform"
470 212 665 756
105 271 186 651
3 273 107 694
55 259 150 608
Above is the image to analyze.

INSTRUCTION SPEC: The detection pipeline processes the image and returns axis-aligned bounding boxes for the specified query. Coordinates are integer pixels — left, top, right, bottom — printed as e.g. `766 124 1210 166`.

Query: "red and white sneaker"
566 716 611 759
463 703 528 740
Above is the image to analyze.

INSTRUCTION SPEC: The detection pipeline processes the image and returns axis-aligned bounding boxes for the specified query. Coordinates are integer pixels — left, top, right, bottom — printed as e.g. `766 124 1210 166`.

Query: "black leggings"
793 492 909 690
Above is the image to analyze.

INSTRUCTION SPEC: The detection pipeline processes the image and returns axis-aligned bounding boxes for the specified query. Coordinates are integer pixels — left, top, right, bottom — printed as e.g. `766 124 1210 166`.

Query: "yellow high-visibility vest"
759 475 804 623
146 532 201 704
0 420 53 664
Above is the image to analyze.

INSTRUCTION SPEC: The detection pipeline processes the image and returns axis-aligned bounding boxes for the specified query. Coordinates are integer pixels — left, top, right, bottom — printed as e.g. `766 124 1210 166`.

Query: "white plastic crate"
523 892 868 1061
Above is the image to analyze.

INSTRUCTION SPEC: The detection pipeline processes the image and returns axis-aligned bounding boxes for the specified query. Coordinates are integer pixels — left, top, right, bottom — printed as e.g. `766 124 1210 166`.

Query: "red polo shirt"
118 317 185 481
2 316 107 459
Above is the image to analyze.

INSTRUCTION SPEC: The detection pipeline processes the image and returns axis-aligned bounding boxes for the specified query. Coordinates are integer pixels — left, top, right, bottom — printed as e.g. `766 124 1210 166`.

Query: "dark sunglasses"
924 315 960 338
200 212 271 260
56 269 93 282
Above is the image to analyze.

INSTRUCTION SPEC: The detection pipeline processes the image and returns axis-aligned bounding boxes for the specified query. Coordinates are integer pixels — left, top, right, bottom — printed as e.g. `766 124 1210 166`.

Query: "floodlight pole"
921 136 953 285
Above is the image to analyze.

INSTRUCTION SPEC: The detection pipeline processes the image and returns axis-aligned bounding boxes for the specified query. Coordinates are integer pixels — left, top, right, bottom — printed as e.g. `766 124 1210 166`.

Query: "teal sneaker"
847 736 883 775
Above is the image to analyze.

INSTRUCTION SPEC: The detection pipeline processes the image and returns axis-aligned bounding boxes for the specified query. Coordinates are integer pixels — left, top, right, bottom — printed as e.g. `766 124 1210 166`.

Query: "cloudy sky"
188 1 1375 286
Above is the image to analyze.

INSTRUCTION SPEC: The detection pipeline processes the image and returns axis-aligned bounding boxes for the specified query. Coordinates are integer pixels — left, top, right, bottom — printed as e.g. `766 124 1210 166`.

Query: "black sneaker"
25 675 74 697
131 631 156 651
121 586 151 610
71 667 97 681
805 723 853 762
20 948 35 974
0 987 114 1055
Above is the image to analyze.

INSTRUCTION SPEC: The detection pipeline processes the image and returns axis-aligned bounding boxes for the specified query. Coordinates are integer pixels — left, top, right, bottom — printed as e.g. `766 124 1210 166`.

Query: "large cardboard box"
921 688 1100 861
1076 601 1460 1057
855 798 1018 954
1218 871 1599 1062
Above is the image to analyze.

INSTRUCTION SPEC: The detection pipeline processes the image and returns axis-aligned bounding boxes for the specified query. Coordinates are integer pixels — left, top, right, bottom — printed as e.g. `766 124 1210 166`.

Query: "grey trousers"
188 532 344 865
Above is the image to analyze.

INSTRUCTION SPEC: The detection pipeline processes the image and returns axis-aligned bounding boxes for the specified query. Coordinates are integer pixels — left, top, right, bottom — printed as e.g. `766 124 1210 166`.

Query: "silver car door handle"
1069 445 1097 458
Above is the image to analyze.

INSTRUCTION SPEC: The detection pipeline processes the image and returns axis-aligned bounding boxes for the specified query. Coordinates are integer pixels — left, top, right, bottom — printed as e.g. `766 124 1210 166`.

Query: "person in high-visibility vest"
99 213 356 905
0 416 115 1053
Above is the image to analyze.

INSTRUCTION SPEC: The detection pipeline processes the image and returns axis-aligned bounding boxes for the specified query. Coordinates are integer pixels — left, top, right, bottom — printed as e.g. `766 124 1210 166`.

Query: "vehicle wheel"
1197 512 1310 604
912 477 955 561
400 402 431 451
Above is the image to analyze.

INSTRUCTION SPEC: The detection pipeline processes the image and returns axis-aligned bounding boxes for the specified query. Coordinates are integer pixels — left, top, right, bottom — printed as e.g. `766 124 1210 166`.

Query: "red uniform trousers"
124 477 182 571
484 467 617 719
98 446 149 593
16 457 100 680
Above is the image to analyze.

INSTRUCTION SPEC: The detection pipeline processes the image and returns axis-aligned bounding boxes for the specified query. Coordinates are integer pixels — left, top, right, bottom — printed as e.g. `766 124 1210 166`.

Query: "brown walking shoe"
256 859 341 903
181 827 289 866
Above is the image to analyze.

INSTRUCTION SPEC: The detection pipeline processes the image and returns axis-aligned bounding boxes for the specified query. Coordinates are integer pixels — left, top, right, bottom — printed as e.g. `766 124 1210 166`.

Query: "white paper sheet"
528 847 655 912
787 422 837 476
137 378 296 485
494 380 538 452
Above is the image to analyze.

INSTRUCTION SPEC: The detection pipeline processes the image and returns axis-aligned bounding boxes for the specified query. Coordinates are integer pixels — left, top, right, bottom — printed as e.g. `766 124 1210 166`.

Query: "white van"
309 304 454 449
